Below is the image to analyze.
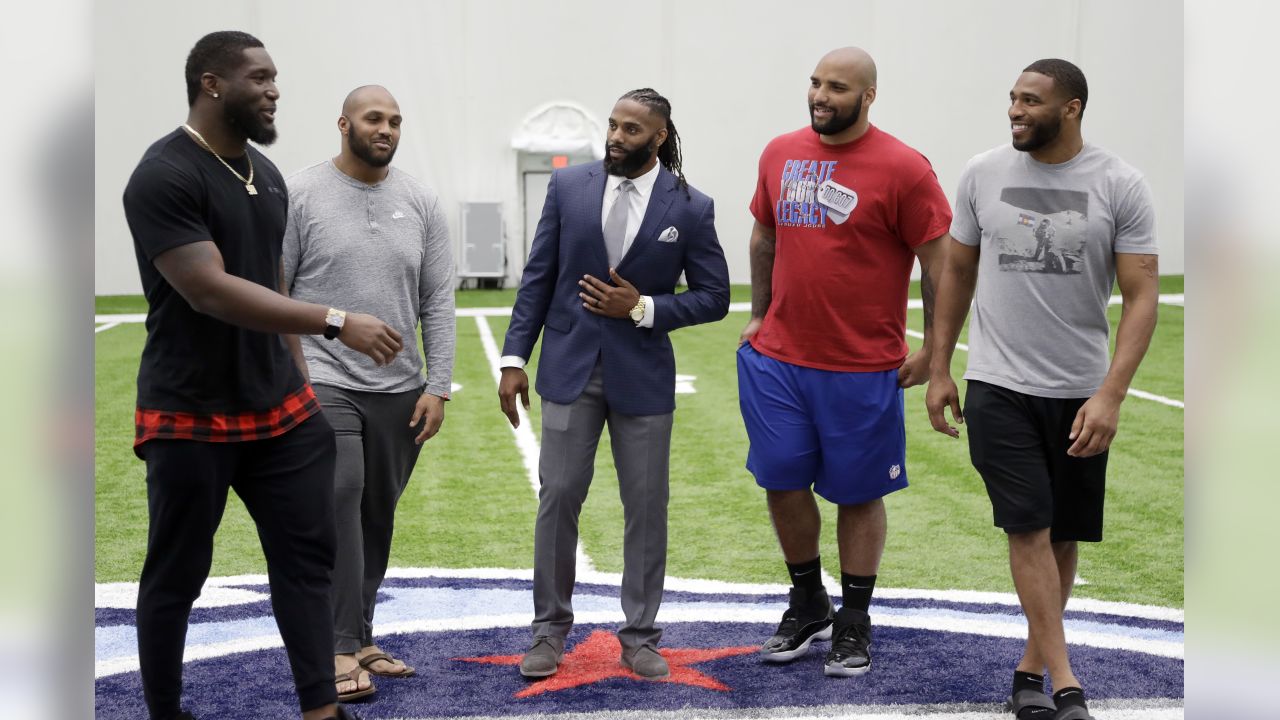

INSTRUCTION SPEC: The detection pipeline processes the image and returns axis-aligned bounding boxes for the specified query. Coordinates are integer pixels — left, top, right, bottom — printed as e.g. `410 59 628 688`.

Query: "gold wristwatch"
628 296 646 324
323 308 347 340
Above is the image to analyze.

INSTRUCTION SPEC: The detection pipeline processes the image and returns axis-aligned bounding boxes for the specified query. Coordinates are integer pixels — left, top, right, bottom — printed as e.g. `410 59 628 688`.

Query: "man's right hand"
739 317 764 346
498 367 530 428
925 372 964 438
338 312 404 366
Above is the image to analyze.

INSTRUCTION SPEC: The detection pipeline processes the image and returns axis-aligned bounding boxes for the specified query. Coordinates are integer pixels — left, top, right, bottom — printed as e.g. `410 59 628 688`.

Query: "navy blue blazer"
503 162 730 415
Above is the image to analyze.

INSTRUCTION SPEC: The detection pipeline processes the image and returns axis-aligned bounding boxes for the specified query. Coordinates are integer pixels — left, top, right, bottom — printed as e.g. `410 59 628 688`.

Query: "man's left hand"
1067 390 1122 457
410 392 446 444
580 269 641 318
898 349 931 388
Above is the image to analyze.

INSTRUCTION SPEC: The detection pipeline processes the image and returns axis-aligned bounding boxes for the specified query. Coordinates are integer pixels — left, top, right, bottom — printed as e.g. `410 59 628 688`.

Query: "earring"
212 92 219 99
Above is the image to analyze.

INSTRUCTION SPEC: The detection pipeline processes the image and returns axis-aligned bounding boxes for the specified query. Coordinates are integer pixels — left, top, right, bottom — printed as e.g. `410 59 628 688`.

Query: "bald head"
336 84 403 177
816 47 877 89
342 84 398 117
808 47 878 143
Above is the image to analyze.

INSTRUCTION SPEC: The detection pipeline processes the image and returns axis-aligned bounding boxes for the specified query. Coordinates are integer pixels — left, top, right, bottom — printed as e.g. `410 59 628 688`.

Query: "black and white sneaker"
823 607 872 677
760 587 835 662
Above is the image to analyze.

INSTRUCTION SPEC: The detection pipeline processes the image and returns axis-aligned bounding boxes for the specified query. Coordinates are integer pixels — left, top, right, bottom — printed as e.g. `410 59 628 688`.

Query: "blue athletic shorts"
736 342 908 506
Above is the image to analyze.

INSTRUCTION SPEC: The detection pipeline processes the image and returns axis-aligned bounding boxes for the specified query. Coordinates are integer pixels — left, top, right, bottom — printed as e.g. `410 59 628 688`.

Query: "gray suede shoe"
519 635 565 678
621 645 670 680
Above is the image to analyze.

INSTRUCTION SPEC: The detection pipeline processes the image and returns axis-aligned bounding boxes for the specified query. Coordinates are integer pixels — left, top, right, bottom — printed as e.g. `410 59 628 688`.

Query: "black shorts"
963 380 1108 542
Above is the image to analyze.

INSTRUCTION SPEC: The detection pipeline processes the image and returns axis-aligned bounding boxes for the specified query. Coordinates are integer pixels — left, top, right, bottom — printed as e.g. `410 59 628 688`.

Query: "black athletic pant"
135 413 339 719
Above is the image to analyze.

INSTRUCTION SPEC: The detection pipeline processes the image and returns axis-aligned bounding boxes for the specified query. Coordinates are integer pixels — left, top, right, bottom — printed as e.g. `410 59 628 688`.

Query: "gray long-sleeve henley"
283 160 455 397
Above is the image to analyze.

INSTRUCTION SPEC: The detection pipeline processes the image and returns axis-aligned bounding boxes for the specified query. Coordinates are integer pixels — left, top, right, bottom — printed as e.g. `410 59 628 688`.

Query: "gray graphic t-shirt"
951 143 1157 398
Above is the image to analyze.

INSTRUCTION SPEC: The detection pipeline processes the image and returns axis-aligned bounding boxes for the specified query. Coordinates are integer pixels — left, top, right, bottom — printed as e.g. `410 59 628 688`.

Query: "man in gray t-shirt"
283 85 455 702
926 60 1159 720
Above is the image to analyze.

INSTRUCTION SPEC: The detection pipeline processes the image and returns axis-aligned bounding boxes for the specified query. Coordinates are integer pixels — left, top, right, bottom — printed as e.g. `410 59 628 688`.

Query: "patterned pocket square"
658 226 679 242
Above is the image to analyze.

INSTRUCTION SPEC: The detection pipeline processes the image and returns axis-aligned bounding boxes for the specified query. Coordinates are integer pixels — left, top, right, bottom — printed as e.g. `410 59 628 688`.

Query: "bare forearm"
1100 253 1160 399
928 260 977 375
191 272 330 335
1099 297 1158 399
918 264 936 352
749 232 775 319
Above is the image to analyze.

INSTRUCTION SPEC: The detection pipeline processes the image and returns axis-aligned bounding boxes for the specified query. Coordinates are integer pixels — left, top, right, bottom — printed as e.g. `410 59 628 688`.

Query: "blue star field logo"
95 570 1184 718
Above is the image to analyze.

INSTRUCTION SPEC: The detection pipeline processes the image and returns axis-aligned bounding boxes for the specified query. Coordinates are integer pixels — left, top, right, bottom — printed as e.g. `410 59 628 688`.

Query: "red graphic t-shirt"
749 125 952 372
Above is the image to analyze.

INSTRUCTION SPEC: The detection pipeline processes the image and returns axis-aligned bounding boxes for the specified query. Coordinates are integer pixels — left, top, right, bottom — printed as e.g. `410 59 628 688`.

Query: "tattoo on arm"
920 267 936 333
750 232 776 318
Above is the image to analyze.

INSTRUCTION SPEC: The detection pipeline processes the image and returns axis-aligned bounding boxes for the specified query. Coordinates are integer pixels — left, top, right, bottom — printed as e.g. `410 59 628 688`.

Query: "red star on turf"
454 629 758 698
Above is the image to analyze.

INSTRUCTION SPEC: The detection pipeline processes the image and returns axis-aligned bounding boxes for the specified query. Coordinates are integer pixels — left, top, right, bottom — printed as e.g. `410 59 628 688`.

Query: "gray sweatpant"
313 383 424 654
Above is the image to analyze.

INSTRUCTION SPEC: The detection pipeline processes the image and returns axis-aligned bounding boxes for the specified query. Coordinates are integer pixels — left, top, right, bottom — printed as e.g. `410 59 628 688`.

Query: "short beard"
347 132 396 168
224 99 277 146
1013 114 1062 153
604 140 656 177
810 94 863 136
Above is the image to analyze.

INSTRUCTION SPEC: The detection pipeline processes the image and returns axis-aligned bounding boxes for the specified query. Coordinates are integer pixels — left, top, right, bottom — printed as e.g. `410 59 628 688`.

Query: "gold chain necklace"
181 124 258 195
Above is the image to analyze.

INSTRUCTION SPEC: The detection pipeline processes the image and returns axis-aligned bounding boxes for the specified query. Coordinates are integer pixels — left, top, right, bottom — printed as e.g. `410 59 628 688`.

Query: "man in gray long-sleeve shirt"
283 85 455 701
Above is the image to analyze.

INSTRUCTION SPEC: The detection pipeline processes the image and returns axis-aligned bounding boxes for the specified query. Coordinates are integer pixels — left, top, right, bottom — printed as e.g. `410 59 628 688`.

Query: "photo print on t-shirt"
775 159 843 228
993 187 1089 275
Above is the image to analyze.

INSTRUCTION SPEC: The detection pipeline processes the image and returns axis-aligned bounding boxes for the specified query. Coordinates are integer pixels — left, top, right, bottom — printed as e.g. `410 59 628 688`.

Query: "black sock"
1011 672 1053 718
1053 687 1088 711
1013 670 1045 694
840 573 876 613
785 557 823 594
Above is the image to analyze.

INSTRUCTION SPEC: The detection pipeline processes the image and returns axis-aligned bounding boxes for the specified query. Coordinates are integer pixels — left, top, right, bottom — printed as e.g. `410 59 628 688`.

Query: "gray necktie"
603 180 634 268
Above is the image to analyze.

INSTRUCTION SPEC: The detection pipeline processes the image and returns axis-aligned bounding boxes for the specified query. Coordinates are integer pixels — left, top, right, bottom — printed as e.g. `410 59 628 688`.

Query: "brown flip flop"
359 651 417 678
335 666 376 701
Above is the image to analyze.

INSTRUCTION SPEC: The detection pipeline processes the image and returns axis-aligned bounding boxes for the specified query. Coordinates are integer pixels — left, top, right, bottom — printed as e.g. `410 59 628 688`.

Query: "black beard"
347 132 396 168
810 94 863 136
224 98 277 145
604 140 656 177
1013 113 1062 152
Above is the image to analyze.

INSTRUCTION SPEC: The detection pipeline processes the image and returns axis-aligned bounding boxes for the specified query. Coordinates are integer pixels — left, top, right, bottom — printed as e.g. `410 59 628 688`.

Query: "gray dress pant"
532 362 673 652
313 383 424 654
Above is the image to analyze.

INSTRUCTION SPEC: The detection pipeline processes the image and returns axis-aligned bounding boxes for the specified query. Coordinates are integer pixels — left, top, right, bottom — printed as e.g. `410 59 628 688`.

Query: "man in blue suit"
498 88 730 680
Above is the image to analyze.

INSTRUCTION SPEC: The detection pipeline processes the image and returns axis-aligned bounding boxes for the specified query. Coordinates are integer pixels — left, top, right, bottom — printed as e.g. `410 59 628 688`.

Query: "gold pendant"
246 183 258 196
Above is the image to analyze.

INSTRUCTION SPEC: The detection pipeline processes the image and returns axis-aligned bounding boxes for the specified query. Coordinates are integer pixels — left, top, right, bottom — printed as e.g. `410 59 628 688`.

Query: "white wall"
95 0 1182 294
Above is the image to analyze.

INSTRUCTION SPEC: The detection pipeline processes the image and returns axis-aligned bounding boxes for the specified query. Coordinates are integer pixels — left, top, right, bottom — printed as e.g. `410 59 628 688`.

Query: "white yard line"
94 313 146 323
92 298 1181 413
473 315 595 574
725 293 1184 315
1125 388 1186 409
903 329 1184 409
368 702 1184 720
90 293 1185 328
95 566 1185 678
97 567 1184 623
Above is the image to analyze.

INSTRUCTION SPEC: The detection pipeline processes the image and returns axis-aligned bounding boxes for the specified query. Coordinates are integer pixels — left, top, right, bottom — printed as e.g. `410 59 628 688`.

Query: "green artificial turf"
95 280 1183 608
94 274 1184 315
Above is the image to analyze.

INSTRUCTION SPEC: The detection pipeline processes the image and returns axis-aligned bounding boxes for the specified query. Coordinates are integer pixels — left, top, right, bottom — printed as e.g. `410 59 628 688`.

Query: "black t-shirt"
123 129 304 414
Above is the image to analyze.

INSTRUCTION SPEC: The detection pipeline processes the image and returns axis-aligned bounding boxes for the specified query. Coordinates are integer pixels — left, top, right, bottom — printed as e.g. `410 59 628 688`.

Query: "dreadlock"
619 88 689 196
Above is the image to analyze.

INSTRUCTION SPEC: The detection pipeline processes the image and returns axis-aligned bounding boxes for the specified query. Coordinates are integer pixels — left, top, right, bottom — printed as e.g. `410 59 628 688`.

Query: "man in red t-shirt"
737 47 952 678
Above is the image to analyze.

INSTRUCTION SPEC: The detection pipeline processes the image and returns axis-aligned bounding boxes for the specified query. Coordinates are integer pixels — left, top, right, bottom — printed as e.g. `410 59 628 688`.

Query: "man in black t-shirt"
122 31 403 720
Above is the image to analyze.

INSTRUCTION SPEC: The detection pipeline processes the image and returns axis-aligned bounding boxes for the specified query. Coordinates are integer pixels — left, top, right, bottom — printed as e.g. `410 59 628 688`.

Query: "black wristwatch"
323 308 346 340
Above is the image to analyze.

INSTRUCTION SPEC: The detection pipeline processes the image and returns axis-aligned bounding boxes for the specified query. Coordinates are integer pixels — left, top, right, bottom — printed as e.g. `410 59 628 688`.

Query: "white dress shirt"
501 162 660 369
